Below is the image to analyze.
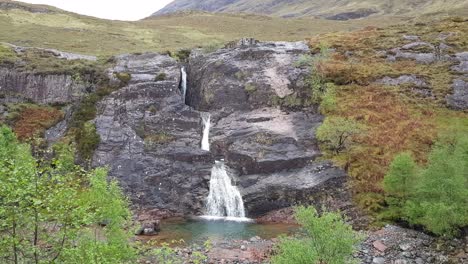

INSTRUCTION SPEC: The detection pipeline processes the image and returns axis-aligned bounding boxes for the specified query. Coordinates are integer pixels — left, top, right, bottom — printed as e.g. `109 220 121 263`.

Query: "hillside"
0 0 403 56
154 0 468 19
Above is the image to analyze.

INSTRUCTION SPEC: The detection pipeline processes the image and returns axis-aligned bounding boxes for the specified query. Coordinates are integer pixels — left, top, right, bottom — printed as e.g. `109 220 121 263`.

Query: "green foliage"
382 134 468 236
0 126 136 264
319 83 337 114
294 54 314 67
155 72 167 81
75 122 100 162
0 44 17 65
244 83 257 93
271 206 363 264
173 49 191 62
316 117 363 154
114 72 132 85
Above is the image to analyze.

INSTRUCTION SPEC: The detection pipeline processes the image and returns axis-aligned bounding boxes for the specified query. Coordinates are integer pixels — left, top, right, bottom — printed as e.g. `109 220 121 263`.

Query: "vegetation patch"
308 18 468 216
155 72 167 81
7 104 63 141
144 132 176 147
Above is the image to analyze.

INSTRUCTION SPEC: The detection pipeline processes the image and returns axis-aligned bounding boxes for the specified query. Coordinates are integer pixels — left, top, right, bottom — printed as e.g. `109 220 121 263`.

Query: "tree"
0 126 136 263
271 206 363 264
382 134 468 236
404 135 468 236
382 152 418 220
316 117 362 154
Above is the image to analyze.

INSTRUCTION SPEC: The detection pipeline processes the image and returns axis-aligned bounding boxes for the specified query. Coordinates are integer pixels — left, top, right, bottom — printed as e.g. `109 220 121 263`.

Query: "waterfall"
180 67 187 101
201 113 211 151
205 161 246 219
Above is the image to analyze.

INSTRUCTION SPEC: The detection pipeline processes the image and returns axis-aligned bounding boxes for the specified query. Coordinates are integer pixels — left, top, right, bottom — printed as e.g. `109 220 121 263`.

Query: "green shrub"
244 83 257 93
316 117 363 154
271 206 363 264
173 49 191 62
382 134 468 236
155 72 167 81
75 122 100 161
114 72 132 85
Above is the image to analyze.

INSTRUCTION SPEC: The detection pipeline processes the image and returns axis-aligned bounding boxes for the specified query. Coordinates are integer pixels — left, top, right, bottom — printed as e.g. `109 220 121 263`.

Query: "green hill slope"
154 0 468 19
0 0 404 56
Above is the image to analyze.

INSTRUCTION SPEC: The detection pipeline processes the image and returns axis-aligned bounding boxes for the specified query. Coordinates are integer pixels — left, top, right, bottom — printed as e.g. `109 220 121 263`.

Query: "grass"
0 3 407 56
306 18 468 214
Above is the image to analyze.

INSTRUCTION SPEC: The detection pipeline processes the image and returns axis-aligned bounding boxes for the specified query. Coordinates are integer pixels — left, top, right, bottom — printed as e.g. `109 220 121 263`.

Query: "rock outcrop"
91 41 346 218
0 68 89 104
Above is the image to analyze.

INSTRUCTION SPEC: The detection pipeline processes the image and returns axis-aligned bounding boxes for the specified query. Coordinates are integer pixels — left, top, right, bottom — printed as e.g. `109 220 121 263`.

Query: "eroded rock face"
92 43 345 218
186 41 310 111
93 53 213 216
0 68 89 104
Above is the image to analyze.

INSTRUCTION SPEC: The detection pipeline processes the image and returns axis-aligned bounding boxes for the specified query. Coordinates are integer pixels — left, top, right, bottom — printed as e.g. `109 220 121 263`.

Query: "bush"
0 126 136 263
271 206 363 264
155 72 167 81
114 72 132 85
382 134 468 236
316 117 363 154
75 122 100 162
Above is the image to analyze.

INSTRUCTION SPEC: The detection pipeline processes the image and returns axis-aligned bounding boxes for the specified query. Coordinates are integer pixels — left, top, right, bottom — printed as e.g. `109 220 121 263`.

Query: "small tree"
271 206 363 264
403 135 468 236
316 117 362 154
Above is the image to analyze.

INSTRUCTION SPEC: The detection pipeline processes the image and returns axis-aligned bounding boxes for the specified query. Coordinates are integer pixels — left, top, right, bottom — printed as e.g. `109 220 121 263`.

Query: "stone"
415 258 424 264
136 220 161 235
394 259 408 264
402 35 420 41
399 243 412 251
446 79 468 110
372 257 385 264
373 240 387 252
240 245 246 251
376 75 428 87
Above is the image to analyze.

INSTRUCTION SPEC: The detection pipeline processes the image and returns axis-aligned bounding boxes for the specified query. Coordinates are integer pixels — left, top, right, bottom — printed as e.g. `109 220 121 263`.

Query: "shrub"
114 72 132 85
271 206 363 264
173 49 191 62
316 117 363 154
244 83 257 93
155 72 167 81
383 134 468 236
75 122 100 162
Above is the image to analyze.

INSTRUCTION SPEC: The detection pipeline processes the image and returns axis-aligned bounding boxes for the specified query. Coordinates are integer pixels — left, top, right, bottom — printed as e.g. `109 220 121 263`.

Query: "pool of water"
139 217 298 245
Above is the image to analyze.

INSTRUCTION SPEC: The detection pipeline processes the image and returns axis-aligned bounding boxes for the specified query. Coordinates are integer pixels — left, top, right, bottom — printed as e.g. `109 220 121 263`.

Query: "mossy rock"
114 72 132 85
155 72 167 81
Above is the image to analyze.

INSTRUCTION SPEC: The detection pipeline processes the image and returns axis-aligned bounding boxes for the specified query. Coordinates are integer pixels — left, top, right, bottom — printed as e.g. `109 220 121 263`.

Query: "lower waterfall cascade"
203 160 249 221
180 67 187 102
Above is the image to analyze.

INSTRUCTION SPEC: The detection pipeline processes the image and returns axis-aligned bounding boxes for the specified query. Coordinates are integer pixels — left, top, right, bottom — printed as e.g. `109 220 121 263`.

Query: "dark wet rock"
45 105 72 144
93 53 213 216
446 78 468 110
186 41 310 111
0 67 90 104
92 42 347 219
136 220 161 236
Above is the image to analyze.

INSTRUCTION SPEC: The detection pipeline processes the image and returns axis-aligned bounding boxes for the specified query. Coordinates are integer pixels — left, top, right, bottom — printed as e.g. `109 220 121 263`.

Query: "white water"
205 161 246 218
181 67 187 101
201 113 211 151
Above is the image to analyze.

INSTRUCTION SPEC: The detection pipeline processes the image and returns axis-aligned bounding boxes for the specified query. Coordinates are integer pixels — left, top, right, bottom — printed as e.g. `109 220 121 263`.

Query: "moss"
173 49 191 62
244 83 257 93
253 133 274 145
75 122 100 161
114 72 132 85
0 44 17 65
144 132 176 147
155 72 167 81
235 71 246 80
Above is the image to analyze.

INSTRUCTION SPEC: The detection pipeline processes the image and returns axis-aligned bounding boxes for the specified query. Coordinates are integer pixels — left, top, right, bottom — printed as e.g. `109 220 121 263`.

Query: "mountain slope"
0 0 403 56
154 0 468 19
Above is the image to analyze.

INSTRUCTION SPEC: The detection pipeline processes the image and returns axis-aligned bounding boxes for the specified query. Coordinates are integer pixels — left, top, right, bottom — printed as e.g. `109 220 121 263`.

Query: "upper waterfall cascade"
205 161 246 219
201 113 211 151
181 67 187 102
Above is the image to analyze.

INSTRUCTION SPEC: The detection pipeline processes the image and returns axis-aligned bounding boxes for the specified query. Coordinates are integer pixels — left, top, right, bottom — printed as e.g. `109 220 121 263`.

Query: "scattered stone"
376 75 428 87
240 245 247 251
446 78 468 110
402 35 420 41
394 259 408 264
399 243 412 251
373 240 387 252
372 257 385 264
401 41 434 51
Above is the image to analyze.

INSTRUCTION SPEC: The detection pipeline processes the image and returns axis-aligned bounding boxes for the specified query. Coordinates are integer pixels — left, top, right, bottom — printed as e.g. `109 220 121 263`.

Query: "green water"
141 218 298 245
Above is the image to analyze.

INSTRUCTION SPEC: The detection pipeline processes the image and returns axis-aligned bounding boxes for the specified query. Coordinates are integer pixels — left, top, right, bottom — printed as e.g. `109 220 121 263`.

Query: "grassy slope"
155 0 468 18
0 1 405 56
307 17 468 214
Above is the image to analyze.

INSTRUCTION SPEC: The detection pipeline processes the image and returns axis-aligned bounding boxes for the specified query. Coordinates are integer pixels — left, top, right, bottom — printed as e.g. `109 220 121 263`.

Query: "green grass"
0 2 406 56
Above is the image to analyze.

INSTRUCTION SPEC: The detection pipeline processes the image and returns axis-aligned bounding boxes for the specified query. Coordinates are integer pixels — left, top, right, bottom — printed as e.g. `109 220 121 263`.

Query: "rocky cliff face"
90 40 346 218
0 68 89 104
